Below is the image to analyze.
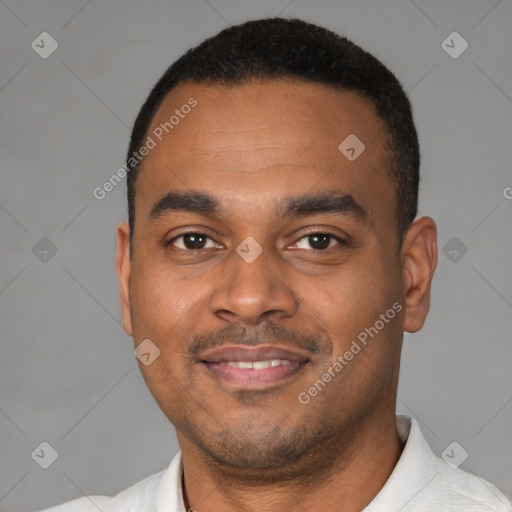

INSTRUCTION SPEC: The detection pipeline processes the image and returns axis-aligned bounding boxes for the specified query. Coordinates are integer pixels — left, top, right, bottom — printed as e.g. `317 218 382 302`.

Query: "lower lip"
200 361 308 387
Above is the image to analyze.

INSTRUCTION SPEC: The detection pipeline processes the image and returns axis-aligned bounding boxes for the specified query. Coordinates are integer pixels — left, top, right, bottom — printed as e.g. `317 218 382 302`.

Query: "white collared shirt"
39 415 511 511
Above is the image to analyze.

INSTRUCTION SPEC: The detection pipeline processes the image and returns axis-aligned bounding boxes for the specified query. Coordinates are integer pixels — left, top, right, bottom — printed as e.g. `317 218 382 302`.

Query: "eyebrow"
149 191 219 221
148 190 367 224
281 191 367 223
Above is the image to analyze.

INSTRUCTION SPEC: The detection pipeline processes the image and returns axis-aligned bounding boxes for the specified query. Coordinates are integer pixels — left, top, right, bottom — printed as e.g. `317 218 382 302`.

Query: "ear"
400 216 438 333
115 221 133 336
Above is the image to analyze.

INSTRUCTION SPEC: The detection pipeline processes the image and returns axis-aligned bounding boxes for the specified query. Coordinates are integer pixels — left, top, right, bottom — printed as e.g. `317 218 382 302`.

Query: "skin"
116 79 437 512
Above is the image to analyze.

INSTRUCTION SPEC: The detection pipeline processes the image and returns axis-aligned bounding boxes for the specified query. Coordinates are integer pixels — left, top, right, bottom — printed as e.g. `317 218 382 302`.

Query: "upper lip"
199 345 310 363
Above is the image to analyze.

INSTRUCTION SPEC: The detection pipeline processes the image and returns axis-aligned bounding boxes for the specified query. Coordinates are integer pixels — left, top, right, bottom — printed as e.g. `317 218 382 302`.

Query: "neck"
178 410 404 512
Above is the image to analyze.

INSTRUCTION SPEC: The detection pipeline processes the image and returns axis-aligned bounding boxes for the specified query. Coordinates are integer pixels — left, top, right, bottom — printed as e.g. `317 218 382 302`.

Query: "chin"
191 419 327 473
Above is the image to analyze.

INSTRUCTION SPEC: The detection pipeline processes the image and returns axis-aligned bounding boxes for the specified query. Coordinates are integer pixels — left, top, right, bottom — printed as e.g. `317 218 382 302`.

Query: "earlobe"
115 221 133 336
401 217 438 333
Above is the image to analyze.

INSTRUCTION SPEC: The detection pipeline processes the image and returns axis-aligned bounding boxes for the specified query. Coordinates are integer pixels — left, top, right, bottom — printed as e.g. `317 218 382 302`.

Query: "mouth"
198 345 310 388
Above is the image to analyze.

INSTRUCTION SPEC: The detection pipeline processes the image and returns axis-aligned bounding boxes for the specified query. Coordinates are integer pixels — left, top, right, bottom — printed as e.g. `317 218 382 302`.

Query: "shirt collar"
156 450 187 512
362 415 440 510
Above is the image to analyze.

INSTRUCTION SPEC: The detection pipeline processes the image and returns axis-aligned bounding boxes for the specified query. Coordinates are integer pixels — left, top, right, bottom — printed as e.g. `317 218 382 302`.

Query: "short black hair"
126 17 419 253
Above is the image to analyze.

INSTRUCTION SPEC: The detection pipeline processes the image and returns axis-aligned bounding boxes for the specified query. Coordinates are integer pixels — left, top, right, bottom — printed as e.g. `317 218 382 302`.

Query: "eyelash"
167 230 347 251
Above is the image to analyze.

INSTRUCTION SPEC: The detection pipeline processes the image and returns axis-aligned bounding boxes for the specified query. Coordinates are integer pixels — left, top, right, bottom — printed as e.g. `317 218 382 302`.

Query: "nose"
209 247 298 326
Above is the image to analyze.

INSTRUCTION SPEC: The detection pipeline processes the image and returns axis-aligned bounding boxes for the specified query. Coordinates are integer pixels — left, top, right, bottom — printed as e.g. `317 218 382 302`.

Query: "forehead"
136 80 395 231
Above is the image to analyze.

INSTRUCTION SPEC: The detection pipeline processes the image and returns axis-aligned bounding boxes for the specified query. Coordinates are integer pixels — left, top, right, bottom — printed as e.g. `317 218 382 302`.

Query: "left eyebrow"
281 190 368 224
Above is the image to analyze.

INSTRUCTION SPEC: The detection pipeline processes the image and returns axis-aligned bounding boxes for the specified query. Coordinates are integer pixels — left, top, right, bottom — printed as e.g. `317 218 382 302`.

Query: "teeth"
224 359 293 369
252 360 271 369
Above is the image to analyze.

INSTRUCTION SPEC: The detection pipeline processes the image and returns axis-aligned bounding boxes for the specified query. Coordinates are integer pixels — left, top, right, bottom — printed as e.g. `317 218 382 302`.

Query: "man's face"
117 80 426 473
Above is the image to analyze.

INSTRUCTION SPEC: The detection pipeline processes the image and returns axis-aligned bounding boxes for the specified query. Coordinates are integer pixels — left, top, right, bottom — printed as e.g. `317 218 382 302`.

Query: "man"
41 17 511 512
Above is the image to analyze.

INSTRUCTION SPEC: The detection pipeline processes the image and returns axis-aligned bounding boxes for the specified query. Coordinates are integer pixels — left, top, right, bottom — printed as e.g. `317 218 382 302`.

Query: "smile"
219 359 294 369
197 344 311 388
200 359 308 387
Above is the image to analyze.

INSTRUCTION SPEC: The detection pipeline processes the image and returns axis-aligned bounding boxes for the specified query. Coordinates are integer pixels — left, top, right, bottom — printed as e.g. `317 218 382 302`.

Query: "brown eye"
292 232 344 250
169 232 216 250
308 234 331 249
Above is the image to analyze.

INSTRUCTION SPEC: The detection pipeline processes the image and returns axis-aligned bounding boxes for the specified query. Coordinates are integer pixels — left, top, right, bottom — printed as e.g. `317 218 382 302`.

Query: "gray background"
1 0 511 510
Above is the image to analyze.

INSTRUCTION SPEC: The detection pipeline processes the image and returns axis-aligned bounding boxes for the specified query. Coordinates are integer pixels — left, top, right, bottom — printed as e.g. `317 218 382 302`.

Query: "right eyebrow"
148 191 219 222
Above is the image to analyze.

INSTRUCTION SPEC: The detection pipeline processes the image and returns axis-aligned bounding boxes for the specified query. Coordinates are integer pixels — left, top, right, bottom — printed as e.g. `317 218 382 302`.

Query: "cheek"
129 262 205 334
298 251 398 347
129 265 217 389
129 268 199 410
